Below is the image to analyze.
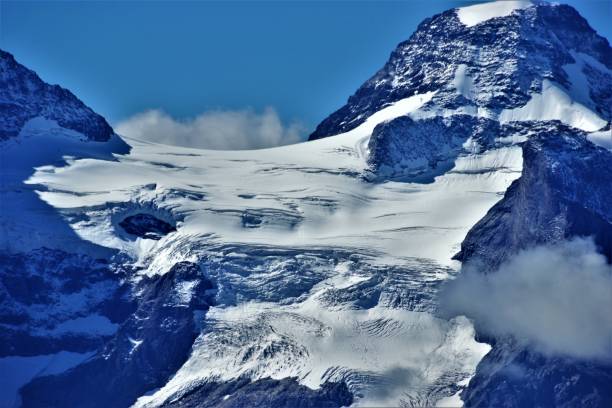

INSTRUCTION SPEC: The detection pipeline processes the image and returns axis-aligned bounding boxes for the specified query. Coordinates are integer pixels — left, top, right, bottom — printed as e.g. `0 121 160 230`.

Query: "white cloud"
440 238 612 361
115 108 305 150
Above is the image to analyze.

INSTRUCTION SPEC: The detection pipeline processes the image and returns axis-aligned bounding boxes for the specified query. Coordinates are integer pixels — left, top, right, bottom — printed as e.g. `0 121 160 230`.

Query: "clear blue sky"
1 0 610 131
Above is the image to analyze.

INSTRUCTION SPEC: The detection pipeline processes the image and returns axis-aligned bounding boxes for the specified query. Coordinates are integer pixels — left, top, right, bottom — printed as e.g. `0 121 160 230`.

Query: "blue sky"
1 0 611 134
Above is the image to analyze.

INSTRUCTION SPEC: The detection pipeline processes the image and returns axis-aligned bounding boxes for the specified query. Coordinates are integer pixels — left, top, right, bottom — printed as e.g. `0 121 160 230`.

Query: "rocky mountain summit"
310 1 611 141
0 50 113 141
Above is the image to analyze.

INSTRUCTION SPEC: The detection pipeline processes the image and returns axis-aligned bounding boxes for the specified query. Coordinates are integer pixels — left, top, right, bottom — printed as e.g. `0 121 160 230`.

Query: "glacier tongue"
22 90 528 407
134 304 489 408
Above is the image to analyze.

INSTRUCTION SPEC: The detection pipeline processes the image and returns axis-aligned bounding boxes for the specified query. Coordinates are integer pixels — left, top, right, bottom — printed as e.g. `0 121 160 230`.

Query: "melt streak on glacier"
22 89 527 407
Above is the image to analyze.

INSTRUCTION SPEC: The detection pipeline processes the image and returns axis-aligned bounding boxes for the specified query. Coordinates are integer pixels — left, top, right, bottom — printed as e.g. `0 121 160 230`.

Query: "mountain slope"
454 123 612 408
457 125 612 267
0 51 132 408
0 50 113 142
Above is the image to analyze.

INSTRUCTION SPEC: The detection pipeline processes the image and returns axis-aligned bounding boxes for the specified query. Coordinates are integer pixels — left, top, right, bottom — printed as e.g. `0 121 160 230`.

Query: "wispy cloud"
440 238 612 361
115 108 305 150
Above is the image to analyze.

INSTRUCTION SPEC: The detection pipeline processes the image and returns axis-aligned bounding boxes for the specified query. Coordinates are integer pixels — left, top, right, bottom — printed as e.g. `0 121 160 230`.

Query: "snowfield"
15 91 532 407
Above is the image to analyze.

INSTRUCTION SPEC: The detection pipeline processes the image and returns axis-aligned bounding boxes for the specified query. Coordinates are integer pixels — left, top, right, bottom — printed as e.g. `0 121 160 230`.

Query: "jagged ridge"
0 49 114 141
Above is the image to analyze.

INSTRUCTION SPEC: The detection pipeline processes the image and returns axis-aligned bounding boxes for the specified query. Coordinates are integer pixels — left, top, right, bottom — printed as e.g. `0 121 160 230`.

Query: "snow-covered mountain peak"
309 1 611 142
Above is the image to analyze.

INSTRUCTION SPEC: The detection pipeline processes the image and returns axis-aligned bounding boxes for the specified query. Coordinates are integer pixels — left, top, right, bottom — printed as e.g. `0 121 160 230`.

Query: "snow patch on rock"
0 351 93 407
499 80 607 132
456 1 533 28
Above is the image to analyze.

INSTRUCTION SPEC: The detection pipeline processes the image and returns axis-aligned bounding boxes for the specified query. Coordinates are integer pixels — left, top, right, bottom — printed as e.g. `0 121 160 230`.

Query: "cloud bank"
115 108 305 150
440 238 612 361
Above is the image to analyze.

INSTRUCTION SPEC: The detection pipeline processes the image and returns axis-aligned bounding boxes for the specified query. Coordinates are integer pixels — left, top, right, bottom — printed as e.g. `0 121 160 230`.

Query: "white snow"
499 80 607 132
128 337 144 355
3 8 609 406
24 91 525 274
435 374 476 407
587 130 612 150
28 133 521 270
0 351 93 407
45 314 118 336
134 302 489 408
16 91 523 407
417 75 608 134
27 83 611 406
562 53 596 109
436 390 464 407
456 1 532 28
174 280 199 305
0 117 127 255
452 64 475 100
560 51 611 147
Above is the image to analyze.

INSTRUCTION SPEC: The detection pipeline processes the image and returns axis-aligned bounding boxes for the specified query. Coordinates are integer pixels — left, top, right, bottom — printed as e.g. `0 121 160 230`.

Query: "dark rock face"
162 377 353 408
463 338 612 408
455 129 612 407
309 4 611 140
20 261 215 408
0 49 114 141
119 213 177 240
367 115 497 181
0 248 133 357
456 127 612 268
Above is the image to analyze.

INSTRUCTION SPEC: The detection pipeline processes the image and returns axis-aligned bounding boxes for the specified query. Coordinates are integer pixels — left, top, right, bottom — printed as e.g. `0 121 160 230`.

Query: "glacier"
22 91 517 407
